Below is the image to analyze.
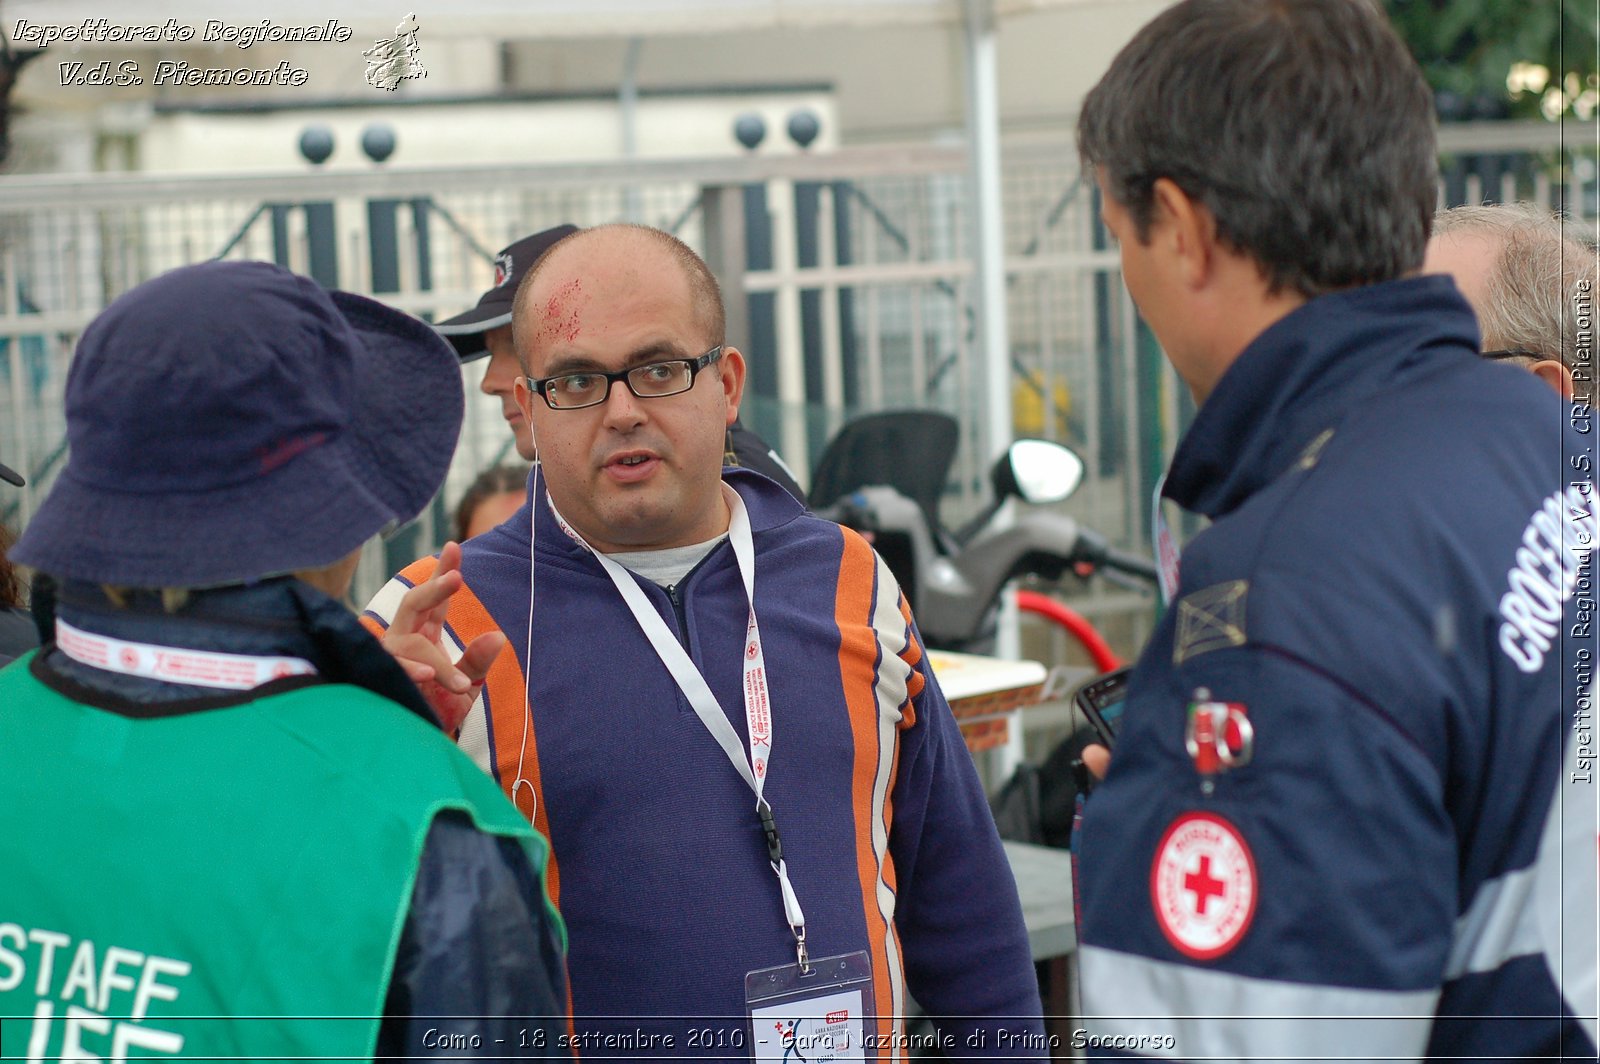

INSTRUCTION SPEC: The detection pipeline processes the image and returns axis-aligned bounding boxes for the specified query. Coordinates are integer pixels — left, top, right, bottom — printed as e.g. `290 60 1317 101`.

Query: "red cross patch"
1150 811 1257 960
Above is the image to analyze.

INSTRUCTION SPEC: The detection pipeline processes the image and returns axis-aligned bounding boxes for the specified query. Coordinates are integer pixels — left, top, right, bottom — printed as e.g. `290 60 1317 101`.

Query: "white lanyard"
54 617 317 690
548 485 810 967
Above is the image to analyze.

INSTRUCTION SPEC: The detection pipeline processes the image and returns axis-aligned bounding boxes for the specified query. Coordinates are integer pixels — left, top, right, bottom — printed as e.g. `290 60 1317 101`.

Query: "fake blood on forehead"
542 280 585 345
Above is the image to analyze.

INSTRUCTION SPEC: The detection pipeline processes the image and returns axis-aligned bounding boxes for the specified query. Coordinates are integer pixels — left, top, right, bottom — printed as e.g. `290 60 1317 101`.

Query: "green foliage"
1386 0 1599 119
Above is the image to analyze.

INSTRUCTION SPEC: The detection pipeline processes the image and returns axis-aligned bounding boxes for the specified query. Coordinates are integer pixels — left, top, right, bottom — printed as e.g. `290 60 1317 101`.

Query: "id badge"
746 951 874 1063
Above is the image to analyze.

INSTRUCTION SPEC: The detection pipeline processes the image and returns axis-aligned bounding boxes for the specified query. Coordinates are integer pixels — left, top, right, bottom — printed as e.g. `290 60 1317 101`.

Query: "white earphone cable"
510 457 540 826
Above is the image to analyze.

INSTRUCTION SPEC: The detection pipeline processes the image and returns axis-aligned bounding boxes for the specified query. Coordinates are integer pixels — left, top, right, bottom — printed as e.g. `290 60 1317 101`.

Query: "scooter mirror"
996 439 1085 505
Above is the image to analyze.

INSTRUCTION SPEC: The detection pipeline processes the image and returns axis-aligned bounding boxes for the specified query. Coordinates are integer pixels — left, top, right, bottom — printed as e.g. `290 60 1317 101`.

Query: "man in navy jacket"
1074 1 1597 1059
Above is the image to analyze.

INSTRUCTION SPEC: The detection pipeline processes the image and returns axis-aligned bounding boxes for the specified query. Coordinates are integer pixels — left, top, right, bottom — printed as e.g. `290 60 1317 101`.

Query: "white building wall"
5 2 1171 175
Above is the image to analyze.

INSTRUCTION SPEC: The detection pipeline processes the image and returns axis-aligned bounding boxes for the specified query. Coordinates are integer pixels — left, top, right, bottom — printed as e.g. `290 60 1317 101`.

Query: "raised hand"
380 541 507 732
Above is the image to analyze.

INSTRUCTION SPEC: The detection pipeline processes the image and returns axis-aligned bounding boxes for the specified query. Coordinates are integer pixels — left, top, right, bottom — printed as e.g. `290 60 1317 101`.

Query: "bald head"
511 224 726 375
503 222 746 555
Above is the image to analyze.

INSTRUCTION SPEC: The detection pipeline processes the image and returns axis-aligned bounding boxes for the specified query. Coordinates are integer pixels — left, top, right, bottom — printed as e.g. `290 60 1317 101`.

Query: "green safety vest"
0 654 561 1062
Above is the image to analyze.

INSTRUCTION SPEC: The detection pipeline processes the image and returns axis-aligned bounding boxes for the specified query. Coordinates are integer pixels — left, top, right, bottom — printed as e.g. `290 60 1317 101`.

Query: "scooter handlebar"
1061 525 1160 584
1101 547 1161 583
820 487 1161 647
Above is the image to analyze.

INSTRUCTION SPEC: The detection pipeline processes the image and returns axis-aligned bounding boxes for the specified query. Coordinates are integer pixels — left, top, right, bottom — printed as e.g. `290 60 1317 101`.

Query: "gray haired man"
1425 202 1597 404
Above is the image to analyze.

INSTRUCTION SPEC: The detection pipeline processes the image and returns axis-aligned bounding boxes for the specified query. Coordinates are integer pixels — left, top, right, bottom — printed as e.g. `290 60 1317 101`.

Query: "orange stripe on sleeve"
445 585 561 912
895 596 924 722
360 556 442 638
834 529 898 1054
399 554 442 584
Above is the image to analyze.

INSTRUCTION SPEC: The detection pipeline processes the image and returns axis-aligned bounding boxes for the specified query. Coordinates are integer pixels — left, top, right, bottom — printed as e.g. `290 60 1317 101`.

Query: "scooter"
809 409 1159 656
810 411 1158 1034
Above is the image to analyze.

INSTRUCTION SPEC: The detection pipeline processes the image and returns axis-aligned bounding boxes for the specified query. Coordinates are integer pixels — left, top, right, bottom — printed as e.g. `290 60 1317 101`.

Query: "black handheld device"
1073 665 1132 749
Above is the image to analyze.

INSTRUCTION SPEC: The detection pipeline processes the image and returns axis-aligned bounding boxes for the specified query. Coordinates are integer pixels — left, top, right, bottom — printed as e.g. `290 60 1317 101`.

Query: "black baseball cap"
435 224 579 362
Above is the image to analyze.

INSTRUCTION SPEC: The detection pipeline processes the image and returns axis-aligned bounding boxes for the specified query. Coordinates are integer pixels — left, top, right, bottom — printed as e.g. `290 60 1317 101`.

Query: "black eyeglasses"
526 346 723 410
1482 348 1543 362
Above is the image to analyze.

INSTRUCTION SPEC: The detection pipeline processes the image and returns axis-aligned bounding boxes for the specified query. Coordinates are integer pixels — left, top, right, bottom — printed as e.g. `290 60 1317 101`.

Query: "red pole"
1015 589 1121 673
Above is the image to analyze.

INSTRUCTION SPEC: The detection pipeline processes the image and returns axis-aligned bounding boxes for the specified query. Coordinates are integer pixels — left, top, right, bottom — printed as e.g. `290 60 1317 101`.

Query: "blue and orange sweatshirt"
366 469 1045 1057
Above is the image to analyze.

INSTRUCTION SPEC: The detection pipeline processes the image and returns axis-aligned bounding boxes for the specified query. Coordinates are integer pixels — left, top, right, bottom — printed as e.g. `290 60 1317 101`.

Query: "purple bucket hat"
13 260 463 588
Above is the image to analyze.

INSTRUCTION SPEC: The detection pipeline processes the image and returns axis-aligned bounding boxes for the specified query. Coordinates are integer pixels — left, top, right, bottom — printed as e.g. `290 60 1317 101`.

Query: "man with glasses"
435 224 803 502
1424 202 1596 404
364 224 1045 1054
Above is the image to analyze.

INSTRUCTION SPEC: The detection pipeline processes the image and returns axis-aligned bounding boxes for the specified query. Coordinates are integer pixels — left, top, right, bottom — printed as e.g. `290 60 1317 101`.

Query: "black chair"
807 410 959 537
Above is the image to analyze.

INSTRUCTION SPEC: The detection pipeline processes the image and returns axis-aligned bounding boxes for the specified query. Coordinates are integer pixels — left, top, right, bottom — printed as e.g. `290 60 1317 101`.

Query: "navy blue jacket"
1078 276 1598 1060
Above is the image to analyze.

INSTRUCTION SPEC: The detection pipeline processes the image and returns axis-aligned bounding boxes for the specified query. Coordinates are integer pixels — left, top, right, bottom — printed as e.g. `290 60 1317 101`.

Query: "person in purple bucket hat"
0 260 566 1060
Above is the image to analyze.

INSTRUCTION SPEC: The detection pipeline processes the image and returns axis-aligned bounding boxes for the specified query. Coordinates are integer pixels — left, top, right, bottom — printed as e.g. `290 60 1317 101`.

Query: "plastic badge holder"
746 950 874 1063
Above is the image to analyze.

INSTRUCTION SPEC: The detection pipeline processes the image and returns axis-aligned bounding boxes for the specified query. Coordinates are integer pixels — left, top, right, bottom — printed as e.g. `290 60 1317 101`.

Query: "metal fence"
1 119 1594 654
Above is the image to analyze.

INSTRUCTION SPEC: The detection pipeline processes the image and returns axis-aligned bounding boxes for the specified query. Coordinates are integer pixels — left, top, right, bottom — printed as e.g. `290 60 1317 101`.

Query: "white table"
1003 839 1075 961
928 649 1047 759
